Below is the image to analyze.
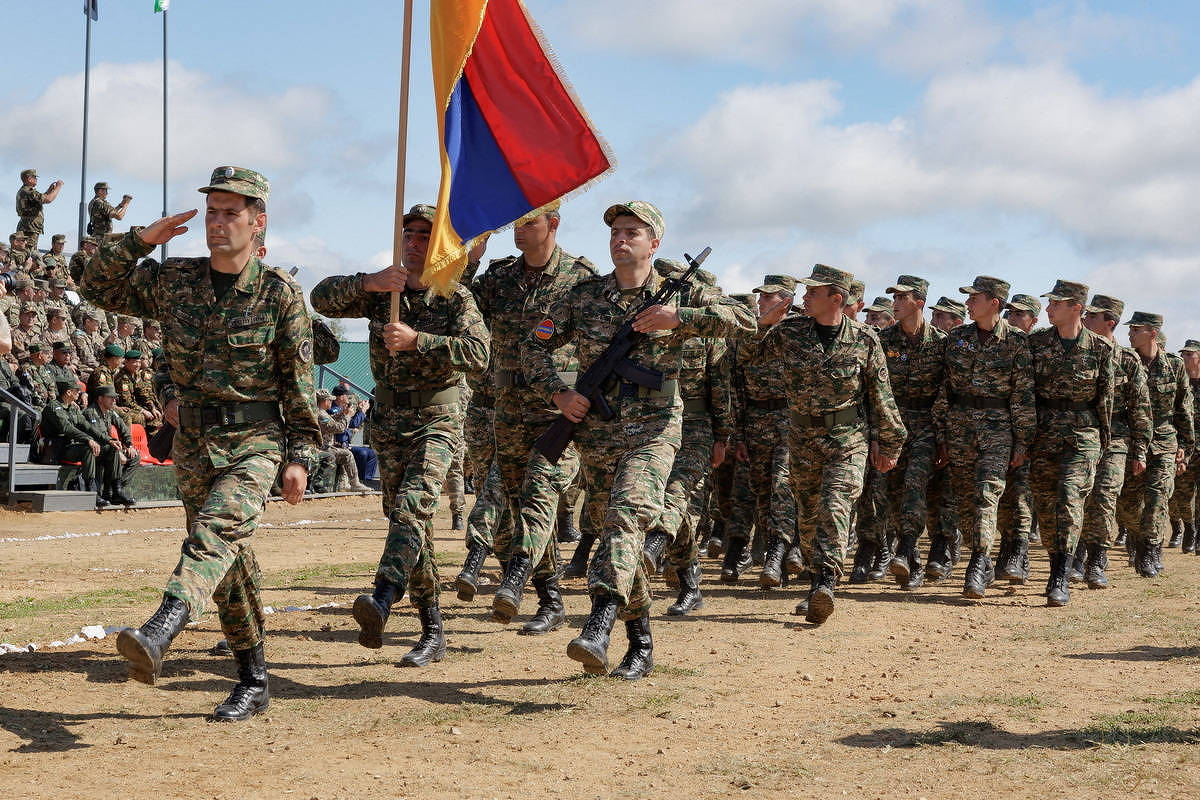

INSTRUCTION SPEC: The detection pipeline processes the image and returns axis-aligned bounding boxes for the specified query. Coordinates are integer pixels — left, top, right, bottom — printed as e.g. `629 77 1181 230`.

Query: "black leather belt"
897 396 937 411
949 392 1008 410
375 386 461 408
1037 395 1092 412
792 406 862 429
747 397 787 411
178 401 279 429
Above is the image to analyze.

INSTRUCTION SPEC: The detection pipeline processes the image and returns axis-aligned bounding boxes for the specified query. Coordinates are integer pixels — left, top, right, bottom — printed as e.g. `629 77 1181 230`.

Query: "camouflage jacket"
1107 349 1149 459
69 251 90 285
678 336 734 440
1027 326 1115 449
309 274 489 395
16 186 46 233
20 363 54 407
317 408 348 449
72 329 105 377
756 315 907 458
88 197 116 235
737 313 797 402
939 319 1037 453
472 247 596 420
41 252 69 279
1139 348 1195 458
81 231 321 468
86 364 117 398
521 268 756 422
878 318 947 442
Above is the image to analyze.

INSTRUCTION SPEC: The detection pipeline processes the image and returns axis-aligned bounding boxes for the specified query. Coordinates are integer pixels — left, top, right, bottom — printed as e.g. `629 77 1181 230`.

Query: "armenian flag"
425 0 614 294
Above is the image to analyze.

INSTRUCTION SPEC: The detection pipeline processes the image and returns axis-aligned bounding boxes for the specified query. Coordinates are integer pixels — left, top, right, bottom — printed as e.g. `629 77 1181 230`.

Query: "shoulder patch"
534 319 555 340
298 338 313 363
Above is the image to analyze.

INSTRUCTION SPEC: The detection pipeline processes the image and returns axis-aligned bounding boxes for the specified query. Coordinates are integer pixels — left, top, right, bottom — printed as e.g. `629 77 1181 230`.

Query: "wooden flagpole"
390 0 415 332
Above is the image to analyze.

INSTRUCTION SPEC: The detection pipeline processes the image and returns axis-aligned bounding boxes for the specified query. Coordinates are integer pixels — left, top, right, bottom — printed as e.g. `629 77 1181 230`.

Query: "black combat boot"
1084 542 1109 589
867 536 893 581
399 605 446 667
451 513 465 531
759 536 788 588
924 534 949 581
667 562 704 616
784 545 806 576
556 507 581 543
642 530 670 575
996 536 1029 584
961 549 995 599
519 574 566 635
210 643 270 722
1153 540 1164 574
1045 553 1070 607
116 593 190 685
1114 527 1127 548
705 520 726 559
1182 521 1196 554
848 539 876 584
567 593 620 675
1068 541 1087 583
492 552 533 624
463 475 475 495
610 614 654 680
109 480 136 507
720 538 751 584
1133 538 1158 578
455 540 490 602
793 572 819 616
352 575 402 649
563 533 595 579
805 567 837 625
1168 518 1183 548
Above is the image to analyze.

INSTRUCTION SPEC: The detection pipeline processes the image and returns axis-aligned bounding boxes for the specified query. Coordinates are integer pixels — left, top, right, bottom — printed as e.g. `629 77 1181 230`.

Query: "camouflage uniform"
309 273 489 609
89 194 119 236
16 184 48 240
314 404 361 492
473 246 597 585
1168 372 1200 541
463 370 513 553
522 255 755 620
83 223 322 652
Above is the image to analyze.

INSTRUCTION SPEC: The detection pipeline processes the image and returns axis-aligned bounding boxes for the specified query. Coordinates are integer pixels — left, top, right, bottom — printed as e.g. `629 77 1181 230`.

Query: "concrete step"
0 443 31 462
8 490 101 512
0 463 59 489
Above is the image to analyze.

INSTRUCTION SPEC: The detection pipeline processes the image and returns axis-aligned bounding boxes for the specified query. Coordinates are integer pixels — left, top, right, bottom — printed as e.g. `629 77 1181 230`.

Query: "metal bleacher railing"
0 385 41 497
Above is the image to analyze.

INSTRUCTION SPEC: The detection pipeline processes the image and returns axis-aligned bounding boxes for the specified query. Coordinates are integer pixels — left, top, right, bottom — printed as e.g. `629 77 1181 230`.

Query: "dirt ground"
1 495 1197 800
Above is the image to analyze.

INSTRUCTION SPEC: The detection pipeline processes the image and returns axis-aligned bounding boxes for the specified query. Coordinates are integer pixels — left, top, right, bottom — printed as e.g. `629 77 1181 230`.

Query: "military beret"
104 344 126 358
603 201 666 240
1180 339 1200 353
1085 294 1124 317
886 274 930 298
55 380 78 396
931 296 967 317
402 204 436 226
864 296 895 314
198 166 269 202
1040 279 1088 305
959 275 1010 303
151 347 164 359
1006 294 1042 315
798 264 854 296
92 385 117 398
20 169 36 180
124 349 144 359
753 274 797 295
94 181 109 192
1125 311 1163 328
51 233 66 243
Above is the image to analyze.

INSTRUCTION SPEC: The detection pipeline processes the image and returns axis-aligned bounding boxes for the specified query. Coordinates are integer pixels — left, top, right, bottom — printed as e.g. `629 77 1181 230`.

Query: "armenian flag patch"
535 319 555 340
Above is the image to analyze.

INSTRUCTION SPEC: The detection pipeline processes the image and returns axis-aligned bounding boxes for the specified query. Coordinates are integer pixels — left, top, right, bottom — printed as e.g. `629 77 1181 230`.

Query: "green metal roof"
316 341 375 397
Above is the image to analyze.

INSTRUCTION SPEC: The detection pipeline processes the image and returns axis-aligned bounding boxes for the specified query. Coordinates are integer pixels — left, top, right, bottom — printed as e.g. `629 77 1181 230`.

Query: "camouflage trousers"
1081 443 1129 547
1117 452 1176 546
1029 428 1101 555
997 463 1033 546
946 410 1013 553
884 415 937 542
707 453 735 528
722 457 757 544
744 406 796 547
493 395 579 580
444 422 467 515
925 464 958 541
1169 456 1200 525
166 444 280 651
576 412 679 620
658 415 715 570
313 445 358 492
855 465 889 545
463 405 512 551
789 429 868 575
373 402 460 608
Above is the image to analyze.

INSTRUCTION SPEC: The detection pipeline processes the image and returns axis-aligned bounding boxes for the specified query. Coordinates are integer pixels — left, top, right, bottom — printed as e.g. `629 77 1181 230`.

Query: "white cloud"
1010 3 1176 64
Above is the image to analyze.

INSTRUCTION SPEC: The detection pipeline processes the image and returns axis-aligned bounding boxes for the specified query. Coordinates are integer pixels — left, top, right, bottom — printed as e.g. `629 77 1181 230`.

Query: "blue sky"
4 1 1200 342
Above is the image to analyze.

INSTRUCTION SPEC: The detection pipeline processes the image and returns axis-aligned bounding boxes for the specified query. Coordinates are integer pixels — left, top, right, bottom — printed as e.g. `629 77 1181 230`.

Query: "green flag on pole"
155 0 169 11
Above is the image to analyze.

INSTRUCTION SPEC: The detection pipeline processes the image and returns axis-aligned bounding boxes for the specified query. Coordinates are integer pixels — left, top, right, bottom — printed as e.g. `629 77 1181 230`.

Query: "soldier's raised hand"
136 209 198 246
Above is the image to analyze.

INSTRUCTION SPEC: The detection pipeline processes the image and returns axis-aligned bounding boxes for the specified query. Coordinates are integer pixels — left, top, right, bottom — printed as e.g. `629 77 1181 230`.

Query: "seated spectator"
313 388 370 493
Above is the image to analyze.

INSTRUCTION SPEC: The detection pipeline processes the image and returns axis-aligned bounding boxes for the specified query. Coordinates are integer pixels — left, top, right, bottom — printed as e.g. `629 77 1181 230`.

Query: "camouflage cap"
753 274 797 295
959 275 1010 303
10 231 26 241
885 274 930 298
117 314 137 325
402 204 436 225
55 380 78 396
94 181 109 192
198 165 269 202
33 279 48 291
1040 279 1088 305
84 309 103 321
1180 339 1200 353
931 296 967 317
603 201 665 239
18 302 37 315
143 318 160 328
124 349 144 360
80 235 98 246
1084 294 1124 317
49 278 67 289
730 292 756 308
20 169 36 180
48 307 68 319
51 233 66 243
798 263 854 296
1125 311 1163 328
26 342 43 354
316 389 333 402
51 340 73 352
12 276 31 291
1005 294 1042 315
845 279 866 306
864 296 895 314
103 344 125 358
92 385 117 398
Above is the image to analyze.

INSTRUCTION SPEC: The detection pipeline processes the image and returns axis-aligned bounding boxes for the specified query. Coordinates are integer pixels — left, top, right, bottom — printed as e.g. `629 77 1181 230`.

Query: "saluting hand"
136 209 198 246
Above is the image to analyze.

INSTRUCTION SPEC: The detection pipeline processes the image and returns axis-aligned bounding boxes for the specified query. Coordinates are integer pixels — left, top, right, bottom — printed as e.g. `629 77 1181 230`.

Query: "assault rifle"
533 247 712 464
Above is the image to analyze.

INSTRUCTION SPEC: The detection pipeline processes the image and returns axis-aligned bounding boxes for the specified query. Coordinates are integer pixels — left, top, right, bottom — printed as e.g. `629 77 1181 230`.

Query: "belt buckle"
221 406 236 426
